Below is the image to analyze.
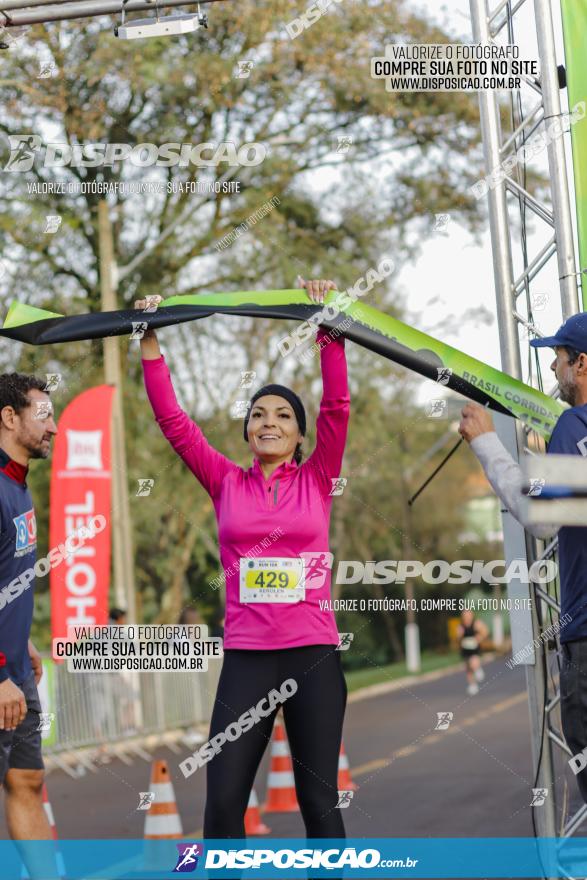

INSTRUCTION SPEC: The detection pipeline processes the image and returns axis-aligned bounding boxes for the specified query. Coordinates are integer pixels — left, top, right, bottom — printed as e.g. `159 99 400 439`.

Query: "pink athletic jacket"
142 329 350 650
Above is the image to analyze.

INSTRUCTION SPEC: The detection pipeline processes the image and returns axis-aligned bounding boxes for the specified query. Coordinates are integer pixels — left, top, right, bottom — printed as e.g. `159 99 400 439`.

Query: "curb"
347 653 497 704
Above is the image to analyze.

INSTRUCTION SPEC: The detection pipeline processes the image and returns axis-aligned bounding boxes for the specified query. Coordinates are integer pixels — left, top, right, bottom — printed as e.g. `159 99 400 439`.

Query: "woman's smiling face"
246 394 303 462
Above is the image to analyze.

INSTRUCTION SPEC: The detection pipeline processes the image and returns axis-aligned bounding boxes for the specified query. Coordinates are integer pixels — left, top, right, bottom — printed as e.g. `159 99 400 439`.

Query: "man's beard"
558 378 577 406
27 446 49 459
22 435 50 460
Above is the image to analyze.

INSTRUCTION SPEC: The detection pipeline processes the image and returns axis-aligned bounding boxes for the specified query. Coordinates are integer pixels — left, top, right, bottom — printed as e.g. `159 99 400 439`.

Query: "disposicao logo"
173 843 204 873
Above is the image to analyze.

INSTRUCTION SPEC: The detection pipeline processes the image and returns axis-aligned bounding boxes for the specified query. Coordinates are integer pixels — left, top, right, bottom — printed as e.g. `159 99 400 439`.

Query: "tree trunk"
156 505 215 623
372 580 404 660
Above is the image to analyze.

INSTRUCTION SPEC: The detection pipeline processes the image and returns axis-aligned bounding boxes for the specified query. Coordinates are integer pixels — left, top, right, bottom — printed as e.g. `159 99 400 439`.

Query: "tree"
1 0 491 655
0 0 483 321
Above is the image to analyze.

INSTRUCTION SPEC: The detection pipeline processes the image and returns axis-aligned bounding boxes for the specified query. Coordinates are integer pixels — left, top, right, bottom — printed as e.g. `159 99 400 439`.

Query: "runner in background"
457 610 488 695
107 607 127 626
136 280 350 840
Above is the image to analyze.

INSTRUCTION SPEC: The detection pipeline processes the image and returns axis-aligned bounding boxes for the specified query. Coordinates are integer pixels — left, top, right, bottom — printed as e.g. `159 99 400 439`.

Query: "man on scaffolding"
458 312 587 802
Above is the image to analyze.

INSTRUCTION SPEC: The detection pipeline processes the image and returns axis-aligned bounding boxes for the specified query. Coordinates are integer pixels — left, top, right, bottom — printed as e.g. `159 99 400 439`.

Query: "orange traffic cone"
263 716 299 813
244 787 271 835
21 785 65 878
44 785 66 877
144 759 183 839
42 784 59 841
337 741 358 791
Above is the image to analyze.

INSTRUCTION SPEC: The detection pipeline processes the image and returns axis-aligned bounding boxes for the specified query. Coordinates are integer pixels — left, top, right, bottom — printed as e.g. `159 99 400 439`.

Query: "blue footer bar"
4 837 587 879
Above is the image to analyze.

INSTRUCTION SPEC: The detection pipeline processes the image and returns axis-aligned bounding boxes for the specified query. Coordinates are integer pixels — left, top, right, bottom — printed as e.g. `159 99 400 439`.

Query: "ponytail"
293 443 303 465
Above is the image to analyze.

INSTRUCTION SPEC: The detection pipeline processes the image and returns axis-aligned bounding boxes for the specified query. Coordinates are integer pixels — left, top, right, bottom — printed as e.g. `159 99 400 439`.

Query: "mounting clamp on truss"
114 0 207 39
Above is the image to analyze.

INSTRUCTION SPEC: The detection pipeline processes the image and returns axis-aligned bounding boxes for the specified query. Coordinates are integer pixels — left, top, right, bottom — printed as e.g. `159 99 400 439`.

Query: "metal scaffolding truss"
469 0 583 857
0 0 228 28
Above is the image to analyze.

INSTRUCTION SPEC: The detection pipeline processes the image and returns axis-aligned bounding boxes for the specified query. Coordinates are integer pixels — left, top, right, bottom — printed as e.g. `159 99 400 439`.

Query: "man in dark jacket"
0 372 57 841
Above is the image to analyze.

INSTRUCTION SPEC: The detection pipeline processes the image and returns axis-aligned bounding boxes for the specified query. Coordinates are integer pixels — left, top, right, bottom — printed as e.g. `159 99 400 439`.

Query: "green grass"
344 650 462 693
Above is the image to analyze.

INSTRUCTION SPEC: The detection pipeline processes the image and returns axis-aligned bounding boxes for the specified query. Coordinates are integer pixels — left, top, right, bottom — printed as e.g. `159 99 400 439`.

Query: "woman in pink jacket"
137 280 350 839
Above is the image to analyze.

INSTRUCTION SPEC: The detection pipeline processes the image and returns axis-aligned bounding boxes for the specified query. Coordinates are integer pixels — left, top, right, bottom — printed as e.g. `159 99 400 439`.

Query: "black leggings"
204 645 347 839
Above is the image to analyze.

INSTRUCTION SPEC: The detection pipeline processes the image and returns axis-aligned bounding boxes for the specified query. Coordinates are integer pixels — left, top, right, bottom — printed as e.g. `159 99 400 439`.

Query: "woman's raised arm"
135 296 238 499
298 281 351 495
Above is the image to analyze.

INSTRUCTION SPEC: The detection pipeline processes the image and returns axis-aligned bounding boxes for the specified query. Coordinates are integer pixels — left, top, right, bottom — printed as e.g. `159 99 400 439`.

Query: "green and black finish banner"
0 291 564 441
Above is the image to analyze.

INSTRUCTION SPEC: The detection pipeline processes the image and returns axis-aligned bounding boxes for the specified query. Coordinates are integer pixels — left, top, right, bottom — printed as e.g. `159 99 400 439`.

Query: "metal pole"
98 200 137 623
533 0 580 319
1 0 88 9
469 0 557 840
470 0 521 377
399 433 421 673
1 0 225 25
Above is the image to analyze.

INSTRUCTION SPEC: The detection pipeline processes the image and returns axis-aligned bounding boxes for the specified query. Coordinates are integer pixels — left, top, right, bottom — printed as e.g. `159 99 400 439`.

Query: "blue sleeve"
547 410 587 456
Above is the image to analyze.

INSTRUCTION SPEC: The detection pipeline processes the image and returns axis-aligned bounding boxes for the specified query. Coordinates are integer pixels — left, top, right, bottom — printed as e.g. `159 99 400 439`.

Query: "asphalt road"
3 656 581 842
